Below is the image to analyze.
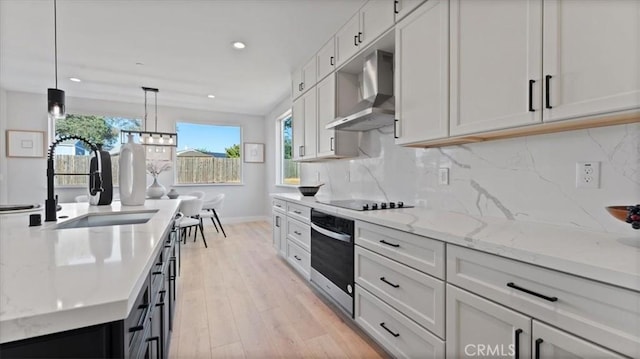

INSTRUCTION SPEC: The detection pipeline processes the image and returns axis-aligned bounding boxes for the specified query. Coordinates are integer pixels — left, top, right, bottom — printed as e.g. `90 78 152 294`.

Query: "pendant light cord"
54 0 58 89
154 91 158 131
144 89 148 131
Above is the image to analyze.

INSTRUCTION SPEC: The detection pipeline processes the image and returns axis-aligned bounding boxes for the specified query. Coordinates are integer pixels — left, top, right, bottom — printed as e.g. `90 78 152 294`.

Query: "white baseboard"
221 215 270 224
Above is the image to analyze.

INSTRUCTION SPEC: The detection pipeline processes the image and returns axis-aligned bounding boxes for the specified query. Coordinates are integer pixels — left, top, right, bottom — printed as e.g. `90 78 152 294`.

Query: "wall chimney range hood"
326 50 395 131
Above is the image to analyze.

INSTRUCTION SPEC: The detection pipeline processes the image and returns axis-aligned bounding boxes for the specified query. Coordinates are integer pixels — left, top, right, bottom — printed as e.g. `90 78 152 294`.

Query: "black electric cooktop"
316 199 413 211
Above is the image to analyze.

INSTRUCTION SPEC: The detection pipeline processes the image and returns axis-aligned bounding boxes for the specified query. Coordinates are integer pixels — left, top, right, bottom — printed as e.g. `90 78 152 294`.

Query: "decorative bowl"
606 206 629 222
298 184 324 197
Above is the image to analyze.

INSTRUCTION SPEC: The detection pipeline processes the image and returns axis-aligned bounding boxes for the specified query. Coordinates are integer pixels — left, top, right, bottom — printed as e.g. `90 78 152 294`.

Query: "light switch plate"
439 168 449 185
576 162 600 189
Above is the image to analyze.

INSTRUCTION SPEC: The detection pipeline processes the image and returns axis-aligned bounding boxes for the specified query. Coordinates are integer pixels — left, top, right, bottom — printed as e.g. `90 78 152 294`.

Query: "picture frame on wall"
6 130 46 158
243 142 264 163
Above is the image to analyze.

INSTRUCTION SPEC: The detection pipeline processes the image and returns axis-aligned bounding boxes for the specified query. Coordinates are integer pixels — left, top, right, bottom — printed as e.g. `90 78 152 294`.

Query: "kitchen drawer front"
355 221 445 279
286 239 310 280
447 244 640 358
355 246 445 337
286 217 310 251
355 285 445 359
272 198 286 213
287 202 311 223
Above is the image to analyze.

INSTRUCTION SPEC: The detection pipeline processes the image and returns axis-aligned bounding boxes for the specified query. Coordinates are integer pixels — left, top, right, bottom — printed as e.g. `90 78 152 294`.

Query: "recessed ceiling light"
69 77 81 82
232 41 246 49
207 94 216 99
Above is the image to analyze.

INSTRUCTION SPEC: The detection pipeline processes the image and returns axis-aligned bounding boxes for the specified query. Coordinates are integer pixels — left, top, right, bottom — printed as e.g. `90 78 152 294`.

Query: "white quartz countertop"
273 193 640 293
0 200 180 344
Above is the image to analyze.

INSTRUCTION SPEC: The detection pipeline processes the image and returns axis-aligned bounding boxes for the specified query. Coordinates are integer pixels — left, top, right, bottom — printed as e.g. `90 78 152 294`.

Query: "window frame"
275 109 299 187
173 121 244 186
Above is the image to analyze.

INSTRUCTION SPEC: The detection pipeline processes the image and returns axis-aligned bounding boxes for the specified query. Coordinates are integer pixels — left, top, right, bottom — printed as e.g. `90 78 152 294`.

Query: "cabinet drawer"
355 221 445 279
287 202 310 223
355 285 445 359
355 246 444 338
272 198 286 212
286 239 310 280
447 245 640 358
286 217 310 251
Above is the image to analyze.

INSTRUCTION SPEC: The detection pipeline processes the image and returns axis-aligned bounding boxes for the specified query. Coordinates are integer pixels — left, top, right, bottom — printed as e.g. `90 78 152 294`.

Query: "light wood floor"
168 221 388 359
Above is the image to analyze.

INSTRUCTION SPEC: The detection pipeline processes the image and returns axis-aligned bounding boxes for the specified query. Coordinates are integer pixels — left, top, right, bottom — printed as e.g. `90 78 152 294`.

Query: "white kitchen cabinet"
449 0 543 136
335 1 395 67
533 321 625 359
292 56 317 100
394 0 449 144
316 37 336 82
292 88 317 161
286 239 310 280
446 284 532 359
542 0 640 123
394 0 426 22
316 74 359 159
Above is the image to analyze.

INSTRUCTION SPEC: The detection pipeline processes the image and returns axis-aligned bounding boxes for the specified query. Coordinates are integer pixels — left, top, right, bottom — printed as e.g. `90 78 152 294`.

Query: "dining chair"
177 198 207 248
200 193 226 238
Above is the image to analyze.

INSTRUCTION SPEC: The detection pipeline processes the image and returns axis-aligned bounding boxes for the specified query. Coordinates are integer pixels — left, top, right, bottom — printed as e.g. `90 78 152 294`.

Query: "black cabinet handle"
128 325 144 333
393 119 399 139
301 82 304 91
528 79 535 112
380 239 400 247
354 35 359 47
515 329 523 359
330 56 335 66
535 338 543 359
394 0 399 14
379 322 400 337
358 32 363 43
507 282 558 302
380 277 400 288
294 255 301 261
330 137 334 151
275 216 280 228
301 145 305 157
294 230 302 236
545 75 552 109
293 210 302 214
147 336 161 359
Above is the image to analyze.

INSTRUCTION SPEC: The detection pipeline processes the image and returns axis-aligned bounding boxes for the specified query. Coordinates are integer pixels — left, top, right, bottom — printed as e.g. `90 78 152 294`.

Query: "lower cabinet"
286 239 310 280
272 211 286 257
533 321 625 359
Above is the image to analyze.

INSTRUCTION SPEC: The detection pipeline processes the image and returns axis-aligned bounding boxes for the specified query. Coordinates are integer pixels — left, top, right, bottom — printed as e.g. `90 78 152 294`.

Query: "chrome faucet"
45 135 104 222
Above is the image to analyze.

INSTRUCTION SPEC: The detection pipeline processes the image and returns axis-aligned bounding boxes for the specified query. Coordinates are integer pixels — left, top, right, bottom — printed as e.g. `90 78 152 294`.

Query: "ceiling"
0 0 365 116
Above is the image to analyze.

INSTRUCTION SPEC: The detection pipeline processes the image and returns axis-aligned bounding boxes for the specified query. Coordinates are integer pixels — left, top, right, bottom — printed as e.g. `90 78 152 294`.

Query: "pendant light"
121 87 178 148
48 0 65 119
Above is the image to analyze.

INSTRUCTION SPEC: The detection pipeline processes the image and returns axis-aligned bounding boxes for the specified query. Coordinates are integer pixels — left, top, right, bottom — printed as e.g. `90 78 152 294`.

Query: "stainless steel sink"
56 210 159 229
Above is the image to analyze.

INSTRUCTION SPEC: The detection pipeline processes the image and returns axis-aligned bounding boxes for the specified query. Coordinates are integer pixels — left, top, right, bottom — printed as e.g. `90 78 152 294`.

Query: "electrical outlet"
576 162 600 189
439 167 449 185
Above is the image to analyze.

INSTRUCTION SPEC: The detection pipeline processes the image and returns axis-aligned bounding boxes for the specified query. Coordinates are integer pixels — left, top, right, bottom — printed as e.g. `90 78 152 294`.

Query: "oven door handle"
311 223 352 243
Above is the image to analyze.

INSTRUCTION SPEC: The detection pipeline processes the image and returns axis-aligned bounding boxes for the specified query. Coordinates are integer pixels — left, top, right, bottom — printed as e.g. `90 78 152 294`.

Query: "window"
175 122 242 184
53 114 142 186
276 111 300 185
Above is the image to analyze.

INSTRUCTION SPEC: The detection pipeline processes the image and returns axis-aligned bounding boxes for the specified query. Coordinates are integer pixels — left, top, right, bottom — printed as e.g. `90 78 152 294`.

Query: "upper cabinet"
316 74 359 159
292 56 318 100
542 0 640 123
316 37 336 82
394 0 449 145
393 0 427 22
336 0 395 67
449 0 543 136
292 89 318 161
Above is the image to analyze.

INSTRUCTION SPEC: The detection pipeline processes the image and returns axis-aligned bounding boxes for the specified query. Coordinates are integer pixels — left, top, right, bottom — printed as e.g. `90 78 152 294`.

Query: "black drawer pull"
293 210 302 214
545 75 552 109
380 240 400 248
380 277 400 288
379 322 400 337
152 271 162 275
294 255 301 261
294 230 302 235
129 325 144 333
507 282 558 302
528 79 535 112
535 338 543 359
515 328 523 359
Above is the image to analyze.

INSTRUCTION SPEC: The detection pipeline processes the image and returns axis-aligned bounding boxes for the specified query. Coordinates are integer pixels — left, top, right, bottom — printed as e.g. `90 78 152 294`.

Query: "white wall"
0 88 8 203
2 90 267 221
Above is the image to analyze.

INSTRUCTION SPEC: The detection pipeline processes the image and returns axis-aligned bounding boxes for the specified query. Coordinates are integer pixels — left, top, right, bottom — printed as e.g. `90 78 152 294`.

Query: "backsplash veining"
301 123 640 234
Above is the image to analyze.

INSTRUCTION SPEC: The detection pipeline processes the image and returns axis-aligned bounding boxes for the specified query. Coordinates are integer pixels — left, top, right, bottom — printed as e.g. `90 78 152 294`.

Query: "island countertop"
0 200 180 344
273 193 640 293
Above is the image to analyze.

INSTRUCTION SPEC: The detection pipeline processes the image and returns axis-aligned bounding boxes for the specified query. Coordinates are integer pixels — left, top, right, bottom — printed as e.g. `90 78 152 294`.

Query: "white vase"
146 177 166 199
119 134 146 206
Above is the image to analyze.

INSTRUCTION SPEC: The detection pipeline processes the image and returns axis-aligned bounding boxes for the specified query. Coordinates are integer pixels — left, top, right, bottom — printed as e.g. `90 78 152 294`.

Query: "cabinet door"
450 0 542 136
336 12 360 66
272 212 282 251
395 0 449 144
447 285 532 359
317 37 335 81
302 88 317 159
301 56 317 93
532 321 625 359
292 98 305 161
394 0 427 22
317 74 336 157
360 0 395 47
292 69 303 100
543 0 640 122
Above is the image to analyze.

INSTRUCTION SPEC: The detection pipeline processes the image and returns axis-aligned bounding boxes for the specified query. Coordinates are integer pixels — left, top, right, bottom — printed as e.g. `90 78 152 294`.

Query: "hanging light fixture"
121 87 178 147
48 0 65 119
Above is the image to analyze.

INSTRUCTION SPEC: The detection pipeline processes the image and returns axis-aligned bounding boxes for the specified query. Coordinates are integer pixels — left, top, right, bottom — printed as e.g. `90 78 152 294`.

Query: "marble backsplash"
301 123 640 234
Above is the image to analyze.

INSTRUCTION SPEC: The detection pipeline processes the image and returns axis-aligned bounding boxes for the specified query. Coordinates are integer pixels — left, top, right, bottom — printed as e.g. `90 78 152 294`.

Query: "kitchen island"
0 200 181 358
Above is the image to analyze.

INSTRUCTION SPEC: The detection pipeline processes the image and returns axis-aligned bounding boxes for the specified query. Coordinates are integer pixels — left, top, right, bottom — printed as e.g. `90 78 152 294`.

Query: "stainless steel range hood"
326 50 395 131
